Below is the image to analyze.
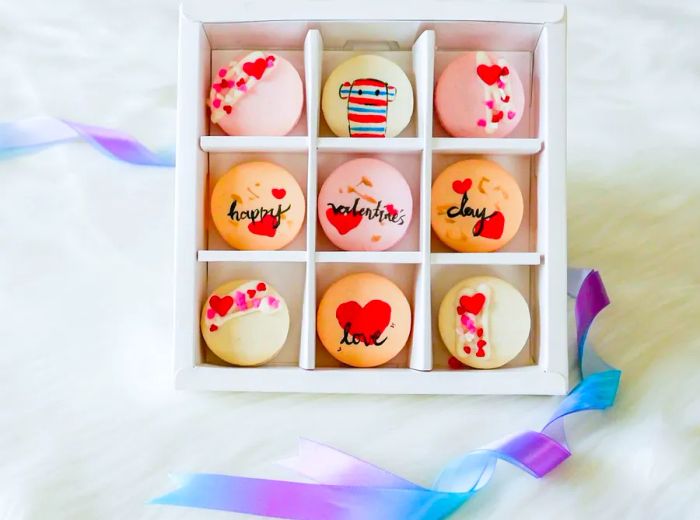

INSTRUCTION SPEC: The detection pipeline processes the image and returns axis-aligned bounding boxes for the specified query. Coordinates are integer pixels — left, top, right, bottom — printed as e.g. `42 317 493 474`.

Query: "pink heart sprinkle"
507 110 516 120
238 83 247 92
461 314 476 332
251 298 261 308
497 80 505 88
212 98 221 108
212 83 222 93
234 291 246 309
477 119 487 127
218 68 227 78
266 56 275 67
268 296 279 309
485 100 494 109
206 308 215 319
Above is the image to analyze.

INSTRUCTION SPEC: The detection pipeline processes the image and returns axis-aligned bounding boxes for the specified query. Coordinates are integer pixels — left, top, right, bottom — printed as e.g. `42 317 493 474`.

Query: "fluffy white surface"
1 0 699 518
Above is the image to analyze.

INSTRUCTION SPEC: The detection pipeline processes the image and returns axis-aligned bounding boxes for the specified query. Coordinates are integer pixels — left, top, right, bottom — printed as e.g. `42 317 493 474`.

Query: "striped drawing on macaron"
339 78 396 137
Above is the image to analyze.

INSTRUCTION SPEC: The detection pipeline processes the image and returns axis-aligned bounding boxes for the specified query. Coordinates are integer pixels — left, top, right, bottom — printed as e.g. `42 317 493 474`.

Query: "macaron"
201 279 290 366
317 273 412 368
208 51 304 136
318 158 413 251
322 54 414 137
438 276 530 369
431 159 523 252
435 51 525 138
210 161 305 250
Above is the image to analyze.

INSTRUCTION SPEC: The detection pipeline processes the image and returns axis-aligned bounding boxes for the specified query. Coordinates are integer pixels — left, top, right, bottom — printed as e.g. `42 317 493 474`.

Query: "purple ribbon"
0 117 174 167
151 268 620 519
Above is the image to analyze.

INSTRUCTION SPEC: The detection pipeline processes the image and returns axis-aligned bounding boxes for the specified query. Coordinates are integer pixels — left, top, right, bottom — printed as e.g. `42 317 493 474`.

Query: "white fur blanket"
0 0 698 518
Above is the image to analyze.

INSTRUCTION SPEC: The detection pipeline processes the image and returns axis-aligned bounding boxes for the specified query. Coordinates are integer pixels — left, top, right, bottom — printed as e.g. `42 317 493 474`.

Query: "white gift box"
174 0 568 394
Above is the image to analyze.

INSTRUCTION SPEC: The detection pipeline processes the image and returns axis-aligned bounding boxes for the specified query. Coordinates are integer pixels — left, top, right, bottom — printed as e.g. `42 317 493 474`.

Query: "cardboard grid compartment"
174 0 568 395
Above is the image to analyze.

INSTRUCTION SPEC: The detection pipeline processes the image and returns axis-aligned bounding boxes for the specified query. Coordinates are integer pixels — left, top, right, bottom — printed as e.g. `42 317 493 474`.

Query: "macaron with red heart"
435 51 525 138
317 158 413 251
438 276 530 369
208 51 304 136
316 272 412 368
210 161 306 250
201 279 290 366
431 159 523 252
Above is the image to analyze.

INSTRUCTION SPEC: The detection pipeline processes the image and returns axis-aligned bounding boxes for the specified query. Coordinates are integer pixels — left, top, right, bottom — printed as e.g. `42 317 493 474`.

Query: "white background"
1 0 699 518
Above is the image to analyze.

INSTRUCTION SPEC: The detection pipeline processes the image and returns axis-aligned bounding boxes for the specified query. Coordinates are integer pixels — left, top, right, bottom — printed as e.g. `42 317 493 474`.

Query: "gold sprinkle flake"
230 193 243 203
361 176 373 187
371 235 381 242
287 220 294 227
255 182 261 187
444 218 457 224
281 213 287 220
478 177 490 193
436 204 452 212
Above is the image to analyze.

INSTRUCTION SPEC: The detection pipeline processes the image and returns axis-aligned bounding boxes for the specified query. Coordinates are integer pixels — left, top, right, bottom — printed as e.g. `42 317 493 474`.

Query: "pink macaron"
435 51 525 138
318 158 413 251
208 51 304 136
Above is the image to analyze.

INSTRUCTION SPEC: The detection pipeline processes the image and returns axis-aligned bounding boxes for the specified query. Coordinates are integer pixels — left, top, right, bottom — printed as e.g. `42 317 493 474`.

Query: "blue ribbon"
0 117 174 167
151 268 620 519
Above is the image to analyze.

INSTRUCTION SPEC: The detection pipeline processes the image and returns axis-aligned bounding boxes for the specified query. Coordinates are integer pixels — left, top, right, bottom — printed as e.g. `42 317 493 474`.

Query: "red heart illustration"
473 211 505 240
458 293 485 315
271 188 286 199
476 64 504 86
256 282 266 292
491 111 504 123
209 295 234 317
448 356 467 370
336 299 391 346
326 207 362 235
243 58 267 80
452 178 472 194
248 214 278 237
247 289 256 298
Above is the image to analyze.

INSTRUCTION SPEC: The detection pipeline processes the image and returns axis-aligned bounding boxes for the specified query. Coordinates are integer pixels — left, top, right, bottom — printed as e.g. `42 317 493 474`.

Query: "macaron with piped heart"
435 51 525 138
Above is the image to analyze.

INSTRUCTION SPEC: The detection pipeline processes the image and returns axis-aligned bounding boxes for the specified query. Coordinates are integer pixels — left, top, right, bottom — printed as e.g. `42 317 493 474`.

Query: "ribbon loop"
151 269 619 519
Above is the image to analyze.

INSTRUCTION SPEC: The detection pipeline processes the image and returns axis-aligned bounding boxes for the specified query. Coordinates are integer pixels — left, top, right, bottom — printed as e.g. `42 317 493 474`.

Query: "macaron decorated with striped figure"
322 54 414 138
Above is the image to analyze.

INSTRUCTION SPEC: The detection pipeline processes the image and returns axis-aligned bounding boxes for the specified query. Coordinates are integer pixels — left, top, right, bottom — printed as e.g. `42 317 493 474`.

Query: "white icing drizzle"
476 52 515 135
455 283 492 361
206 280 283 329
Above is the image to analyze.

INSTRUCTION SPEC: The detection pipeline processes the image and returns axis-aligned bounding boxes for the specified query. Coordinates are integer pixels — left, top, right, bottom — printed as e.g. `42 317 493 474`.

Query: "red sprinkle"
477 328 483 337
448 356 466 370
463 346 471 354
256 282 267 291
223 105 232 114
477 339 487 348
209 324 218 332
